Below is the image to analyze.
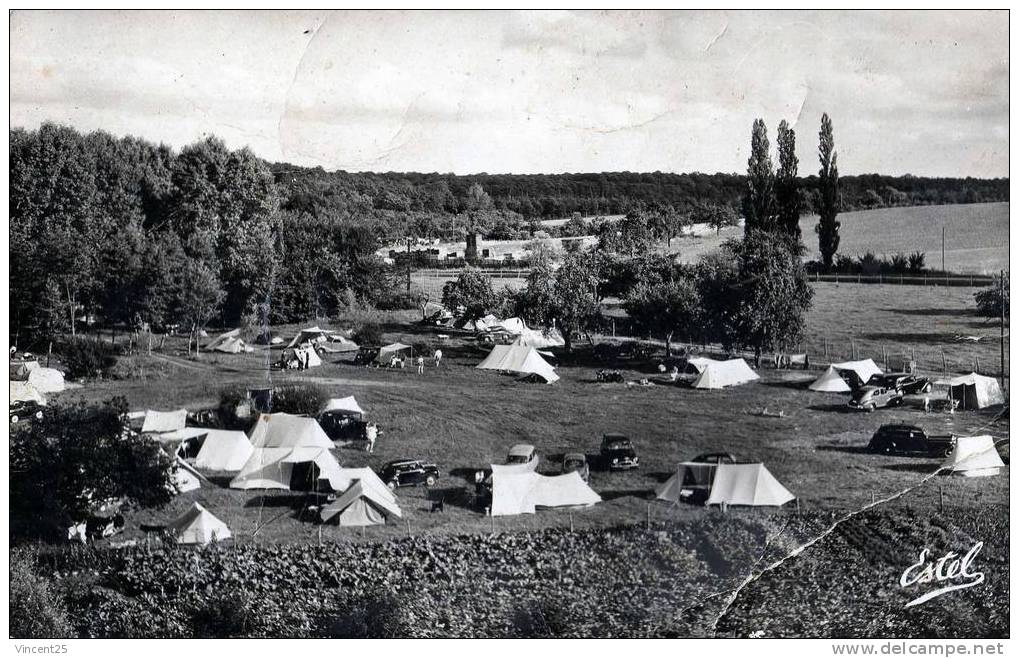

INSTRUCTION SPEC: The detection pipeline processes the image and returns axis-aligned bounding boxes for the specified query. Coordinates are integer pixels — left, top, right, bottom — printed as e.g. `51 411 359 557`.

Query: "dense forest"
8 122 1010 338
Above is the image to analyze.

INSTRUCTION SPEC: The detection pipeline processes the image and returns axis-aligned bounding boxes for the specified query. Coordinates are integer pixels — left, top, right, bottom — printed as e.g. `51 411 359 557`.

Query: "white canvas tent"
706 463 794 506
11 381 46 405
490 466 600 516
141 409 188 434
461 314 499 332
192 430 254 471
286 326 333 349
685 357 718 374
206 329 244 352
27 367 65 393
809 365 852 393
691 359 759 389
213 336 253 353
512 327 566 349
10 360 39 380
832 359 882 388
375 342 413 364
298 344 323 367
171 458 203 493
320 396 365 419
497 317 526 335
655 462 716 503
230 413 345 490
934 373 1005 410
319 480 402 526
941 435 1005 477
166 503 231 545
322 335 360 353
476 344 560 383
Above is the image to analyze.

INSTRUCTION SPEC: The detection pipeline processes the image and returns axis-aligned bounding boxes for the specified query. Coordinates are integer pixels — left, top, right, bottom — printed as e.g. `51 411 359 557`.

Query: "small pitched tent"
320 396 365 419
205 329 245 353
832 359 882 388
685 357 718 375
477 344 560 383
942 435 1005 477
490 466 600 516
809 365 852 393
166 503 231 545
192 430 254 471
230 413 345 490
691 359 759 389
27 367 65 393
141 409 188 434
706 463 794 506
375 342 413 364
655 462 716 503
319 480 403 526
9 360 39 380
498 317 526 335
10 381 45 406
936 373 1005 410
462 314 499 332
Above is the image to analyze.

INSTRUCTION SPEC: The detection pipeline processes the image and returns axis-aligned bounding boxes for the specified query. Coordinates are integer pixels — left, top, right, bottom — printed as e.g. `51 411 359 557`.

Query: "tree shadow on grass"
599 488 654 501
425 485 477 512
243 493 307 509
808 403 856 414
887 308 976 318
882 462 942 474
761 380 814 391
646 470 677 484
859 332 965 344
815 444 872 455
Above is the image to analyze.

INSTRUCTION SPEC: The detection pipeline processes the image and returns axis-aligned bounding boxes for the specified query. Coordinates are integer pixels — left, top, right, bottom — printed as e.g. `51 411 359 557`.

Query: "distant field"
675 202 1009 274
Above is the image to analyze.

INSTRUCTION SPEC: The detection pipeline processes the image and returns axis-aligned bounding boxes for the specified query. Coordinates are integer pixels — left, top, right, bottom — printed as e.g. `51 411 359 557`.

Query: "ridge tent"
319 480 403 526
809 366 852 393
498 317 526 335
27 367 64 393
192 430 254 471
375 342 413 364
230 413 345 490
141 409 188 434
286 326 333 349
490 468 600 516
320 396 365 419
934 373 1005 410
941 435 1005 477
11 381 46 406
9 360 39 380
461 314 500 332
512 327 566 349
213 336 253 353
166 503 231 545
685 357 718 375
476 344 559 383
655 462 716 503
831 359 883 388
205 328 240 351
691 359 759 389
706 463 794 506
299 345 323 367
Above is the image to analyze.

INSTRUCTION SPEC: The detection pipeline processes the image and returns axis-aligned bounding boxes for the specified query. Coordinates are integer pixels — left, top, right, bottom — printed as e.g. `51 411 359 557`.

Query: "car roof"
603 433 628 439
563 452 586 460
508 444 535 455
383 459 419 467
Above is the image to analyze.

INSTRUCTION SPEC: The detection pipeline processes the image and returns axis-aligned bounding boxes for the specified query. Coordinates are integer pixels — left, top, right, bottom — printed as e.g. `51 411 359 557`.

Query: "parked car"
506 444 538 465
561 453 590 481
866 373 933 395
379 459 440 489
868 424 956 457
691 452 737 465
848 385 904 412
10 401 44 425
600 433 639 470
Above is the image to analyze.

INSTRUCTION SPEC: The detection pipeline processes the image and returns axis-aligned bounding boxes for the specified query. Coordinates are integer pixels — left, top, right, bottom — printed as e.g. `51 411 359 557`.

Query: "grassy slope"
54 284 1009 547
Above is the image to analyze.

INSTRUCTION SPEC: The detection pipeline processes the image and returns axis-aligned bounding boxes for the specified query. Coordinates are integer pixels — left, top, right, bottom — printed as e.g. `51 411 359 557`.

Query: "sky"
9 10 1010 177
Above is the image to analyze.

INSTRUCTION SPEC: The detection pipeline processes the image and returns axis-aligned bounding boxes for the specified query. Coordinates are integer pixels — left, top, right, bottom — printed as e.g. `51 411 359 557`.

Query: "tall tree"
816 113 842 270
775 120 801 239
742 119 776 233
517 250 600 352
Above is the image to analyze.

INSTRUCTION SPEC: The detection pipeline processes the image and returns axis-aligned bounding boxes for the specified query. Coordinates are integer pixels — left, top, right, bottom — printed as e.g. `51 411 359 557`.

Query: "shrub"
353 322 384 347
975 274 1009 319
908 251 926 273
10 549 74 638
187 592 255 638
319 593 411 638
376 289 425 311
218 382 327 426
889 252 909 273
59 337 119 379
856 252 882 275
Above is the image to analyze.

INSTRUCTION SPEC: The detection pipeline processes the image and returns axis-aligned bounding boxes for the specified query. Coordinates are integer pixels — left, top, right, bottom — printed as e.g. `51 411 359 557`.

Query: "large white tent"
230 413 345 490
691 359 759 389
171 458 203 494
141 409 188 434
832 359 882 388
206 328 252 353
685 357 718 374
10 381 46 406
192 430 254 471
166 503 231 545
809 365 852 393
461 314 499 332
286 326 332 349
320 396 365 419
490 466 600 516
319 480 403 526
375 342 413 364
476 344 560 383
655 462 715 503
27 367 65 393
706 463 794 506
935 373 1005 410
941 435 1005 477
512 327 566 349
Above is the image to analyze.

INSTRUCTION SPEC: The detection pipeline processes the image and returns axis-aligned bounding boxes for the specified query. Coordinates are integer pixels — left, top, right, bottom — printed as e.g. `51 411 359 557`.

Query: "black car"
691 452 737 465
379 459 440 489
866 373 933 395
600 433 639 470
10 401 44 425
868 424 956 457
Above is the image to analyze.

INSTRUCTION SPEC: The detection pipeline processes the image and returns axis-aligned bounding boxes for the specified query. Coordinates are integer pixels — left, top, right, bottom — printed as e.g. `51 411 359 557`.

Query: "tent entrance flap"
289 461 323 491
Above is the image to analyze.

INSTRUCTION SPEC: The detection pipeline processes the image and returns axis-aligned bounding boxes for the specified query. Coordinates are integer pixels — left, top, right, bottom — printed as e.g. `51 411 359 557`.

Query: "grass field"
52 282 1008 549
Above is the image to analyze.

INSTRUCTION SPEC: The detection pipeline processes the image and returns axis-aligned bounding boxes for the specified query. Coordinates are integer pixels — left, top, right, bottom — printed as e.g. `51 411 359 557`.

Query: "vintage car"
600 433 639 470
848 385 904 412
561 453 590 482
379 459 440 489
868 424 956 457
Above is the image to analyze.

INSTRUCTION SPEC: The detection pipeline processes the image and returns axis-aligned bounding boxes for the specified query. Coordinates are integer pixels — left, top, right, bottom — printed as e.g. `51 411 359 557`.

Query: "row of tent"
463 314 567 349
204 326 360 354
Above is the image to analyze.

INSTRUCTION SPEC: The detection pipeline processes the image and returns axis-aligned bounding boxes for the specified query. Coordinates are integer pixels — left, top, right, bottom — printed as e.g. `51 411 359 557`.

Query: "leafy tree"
975 274 1009 319
10 397 176 539
517 250 600 352
742 119 776 233
178 259 226 355
775 120 801 239
441 267 503 323
692 202 739 236
816 113 842 271
908 251 926 273
695 232 814 365
624 272 700 355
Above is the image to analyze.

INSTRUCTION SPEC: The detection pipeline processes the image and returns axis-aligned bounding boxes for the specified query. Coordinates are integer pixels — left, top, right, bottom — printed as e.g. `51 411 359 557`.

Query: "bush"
218 382 328 427
353 322 383 347
59 337 119 379
319 593 411 638
908 251 926 272
187 592 255 638
10 549 74 638
376 289 425 311
975 275 1009 319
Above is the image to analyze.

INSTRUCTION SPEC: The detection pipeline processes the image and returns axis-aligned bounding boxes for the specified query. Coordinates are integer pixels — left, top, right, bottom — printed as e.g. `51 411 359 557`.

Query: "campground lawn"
55 282 1009 547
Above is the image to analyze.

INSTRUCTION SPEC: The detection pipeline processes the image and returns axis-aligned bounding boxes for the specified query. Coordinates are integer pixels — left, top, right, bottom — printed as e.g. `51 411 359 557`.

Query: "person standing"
433 348 443 367
416 355 425 374
365 422 378 453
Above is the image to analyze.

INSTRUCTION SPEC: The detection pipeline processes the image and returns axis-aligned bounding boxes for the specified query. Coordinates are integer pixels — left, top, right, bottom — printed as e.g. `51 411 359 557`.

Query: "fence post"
646 503 651 530
941 349 947 375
